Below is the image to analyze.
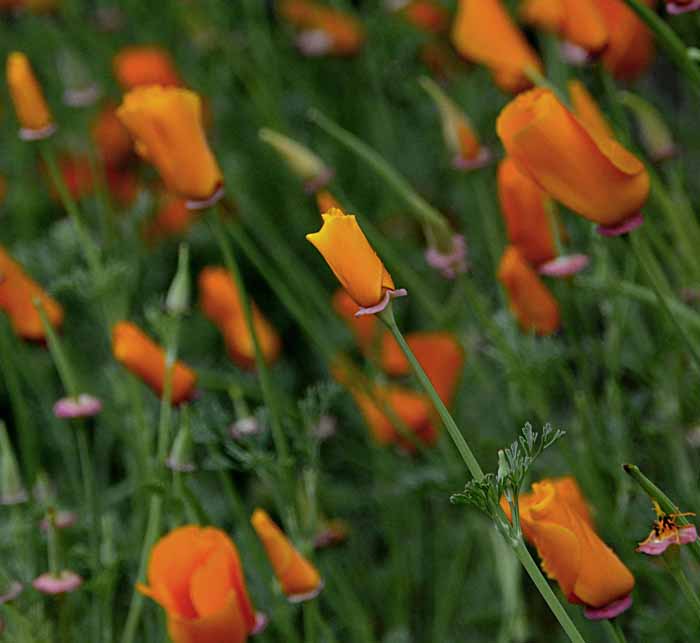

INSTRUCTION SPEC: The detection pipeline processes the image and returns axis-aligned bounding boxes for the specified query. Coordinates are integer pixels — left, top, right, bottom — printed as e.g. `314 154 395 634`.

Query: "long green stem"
209 210 290 466
603 619 628 643
665 561 700 623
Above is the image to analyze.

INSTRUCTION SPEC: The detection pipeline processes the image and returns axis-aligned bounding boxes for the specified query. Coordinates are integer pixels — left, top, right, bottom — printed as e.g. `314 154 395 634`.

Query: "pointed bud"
619 91 677 163
0 422 27 505
259 128 334 193
165 410 195 472
165 244 190 315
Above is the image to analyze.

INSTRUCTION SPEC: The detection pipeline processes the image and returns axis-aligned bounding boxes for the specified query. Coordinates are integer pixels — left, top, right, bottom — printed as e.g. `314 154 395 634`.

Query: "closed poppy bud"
0 247 63 341
278 0 365 57
6 52 55 139
520 0 608 55
306 207 407 316
92 104 133 168
593 0 655 80
451 0 543 93
419 76 491 170
380 331 464 406
112 321 197 405
501 477 635 619
497 158 556 267
388 0 450 34
137 525 261 643
199 267 281 369
251 509 323 602
497 88 649 230
117 86 223 203
498 246 560 335
113 46 182 90
568 80 614 141
332 288 379 352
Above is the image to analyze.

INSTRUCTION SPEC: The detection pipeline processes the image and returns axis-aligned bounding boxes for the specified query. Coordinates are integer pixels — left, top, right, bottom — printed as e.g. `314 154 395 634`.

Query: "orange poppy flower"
497 158 556 267
198 267 281 369
117 86 223 203
113 46 182 90
497 88 649 229
451 0 542 93
278 0 365 57
380 331 464 406
392 0 450 34
520 0 608 55
593 0 655 80
568 80 614 141
501 477 635 619
0 247 63 341
92 103 133 169
332 288 379 352
137 525 261 643
145 192 200 243
306 207 406 316
251 509 323 602
498 246 560 335
112 321 197 405
6 52 54 139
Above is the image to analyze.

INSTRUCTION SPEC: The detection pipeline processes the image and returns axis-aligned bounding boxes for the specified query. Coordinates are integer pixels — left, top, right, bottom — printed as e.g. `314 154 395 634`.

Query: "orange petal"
6 51 53 132
568 80 614 141
113 45 182 90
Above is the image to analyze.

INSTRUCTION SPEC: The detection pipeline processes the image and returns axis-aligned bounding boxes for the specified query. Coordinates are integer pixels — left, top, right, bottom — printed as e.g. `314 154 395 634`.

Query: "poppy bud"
6 52 55 140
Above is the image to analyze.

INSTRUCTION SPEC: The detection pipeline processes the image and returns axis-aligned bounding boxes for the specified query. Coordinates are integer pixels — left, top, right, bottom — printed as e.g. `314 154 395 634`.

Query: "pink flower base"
667 1 700 14
185 185 225 211
584 594 633 620
636 524 698 555
538 254 590 278
53 394 102 419
287 580 324 604
297 30 332 57
425 234 468 279
230 417 261 439
596 213 644 237
354 288 408 317
33 571 83 595
452 147 492 172
0 581 23 604
63 84 101 108
165 457 196 473
40 510 78 531
251 612 268 635
19 124 57 141
560 41 592 67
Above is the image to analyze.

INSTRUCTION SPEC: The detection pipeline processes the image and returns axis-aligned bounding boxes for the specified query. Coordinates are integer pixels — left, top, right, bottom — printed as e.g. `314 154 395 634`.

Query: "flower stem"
623 463 700 564
603 619 628 643
665 561 700 623
378 305 483 479
209 209 290 466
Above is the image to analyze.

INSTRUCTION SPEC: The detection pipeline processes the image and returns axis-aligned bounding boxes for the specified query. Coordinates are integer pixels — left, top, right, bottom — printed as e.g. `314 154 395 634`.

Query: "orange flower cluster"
0 247 63 341
502 477 635 619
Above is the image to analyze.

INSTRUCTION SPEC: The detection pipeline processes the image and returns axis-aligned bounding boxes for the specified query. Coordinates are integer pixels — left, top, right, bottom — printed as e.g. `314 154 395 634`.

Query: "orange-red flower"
392 0 450 34
380 331 464 406
92 103 133 169
137 525 260 643
497 157 556 267
332 288 379 352
501 477 635 618
593 0 655 80
113 46 182 90
145 192 201 243
199 267 281 369
498 246 560 335
451 0 542 93
520 0 608 55
251 509 323 602
306 207 406 316
112 321 197 405
497 88 649 229
117 86 222 202
6 52 54 137
278 0 365 57
0 246 63 341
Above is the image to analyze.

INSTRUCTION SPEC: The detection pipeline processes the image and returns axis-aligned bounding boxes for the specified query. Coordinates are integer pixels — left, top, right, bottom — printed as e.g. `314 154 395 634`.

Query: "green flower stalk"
0 421 28 506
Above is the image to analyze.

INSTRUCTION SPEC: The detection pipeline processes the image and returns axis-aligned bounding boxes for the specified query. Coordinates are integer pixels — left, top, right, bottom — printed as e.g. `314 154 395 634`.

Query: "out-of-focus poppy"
451 0 542 93
92 103 133 169
112 321 197 405
145 192 200 243
332 288 379 352
113 46 182 90
389 0 450 34
498 245 560 335
6 51 54 139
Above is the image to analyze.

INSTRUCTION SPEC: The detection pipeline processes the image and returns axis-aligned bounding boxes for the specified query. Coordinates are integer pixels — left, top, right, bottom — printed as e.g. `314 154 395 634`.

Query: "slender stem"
308 108 453 247
46 509 60 577
512 541 587 643
379 306 484 480
603 619 628 643
209 210 290 465
666 561 700 622
303 600 320 643
623 464 700 564
621 0 700 97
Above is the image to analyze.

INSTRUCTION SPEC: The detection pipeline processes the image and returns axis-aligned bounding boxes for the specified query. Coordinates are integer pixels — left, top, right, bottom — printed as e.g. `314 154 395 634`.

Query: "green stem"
623 464 700 564
308 108 453 246
621 0 700 96
379 306 483 480
513 541 587 643
603 619 628 643
665 561 700 623
630 234 700 371
303 600 320 643
46 509 60 577
209 210 290 466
